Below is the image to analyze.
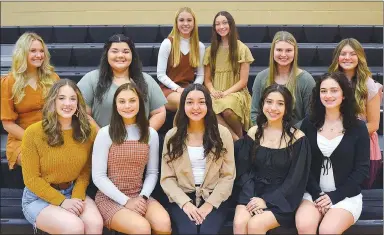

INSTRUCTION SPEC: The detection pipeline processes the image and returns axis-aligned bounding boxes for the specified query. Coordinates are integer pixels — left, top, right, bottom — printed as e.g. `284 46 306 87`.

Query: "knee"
83 215 104 233
132 220 151 234
152 216 172 234
222 109 234 118
318 223 338 235
247 219 267 233
61 219 85 234
296 217 318 234
233 215 249 231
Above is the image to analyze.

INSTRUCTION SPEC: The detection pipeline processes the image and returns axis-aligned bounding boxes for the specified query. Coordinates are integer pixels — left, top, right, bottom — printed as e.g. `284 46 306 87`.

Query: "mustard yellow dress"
203 40 254 130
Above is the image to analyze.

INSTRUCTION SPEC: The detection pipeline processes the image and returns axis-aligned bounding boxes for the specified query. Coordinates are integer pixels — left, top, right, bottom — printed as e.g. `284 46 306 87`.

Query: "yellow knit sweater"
21 121 96 206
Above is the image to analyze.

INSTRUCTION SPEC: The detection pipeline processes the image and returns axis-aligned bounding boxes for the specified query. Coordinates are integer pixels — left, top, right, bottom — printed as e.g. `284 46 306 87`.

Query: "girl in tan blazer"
161 84 235 234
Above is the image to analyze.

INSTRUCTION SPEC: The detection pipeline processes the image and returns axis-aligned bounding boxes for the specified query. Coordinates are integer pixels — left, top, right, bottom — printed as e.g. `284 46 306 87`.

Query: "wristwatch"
142 195 148 200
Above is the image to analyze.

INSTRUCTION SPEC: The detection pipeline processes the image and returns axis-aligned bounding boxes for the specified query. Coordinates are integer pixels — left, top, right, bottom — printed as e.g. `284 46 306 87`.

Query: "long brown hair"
165 84 227 163
109 83 149 144
209 11 239 78
42 79 91 147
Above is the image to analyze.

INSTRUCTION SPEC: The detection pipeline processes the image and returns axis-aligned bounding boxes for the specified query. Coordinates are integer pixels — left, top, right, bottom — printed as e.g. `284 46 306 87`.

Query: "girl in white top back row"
157 7 205 111
92 83 171 234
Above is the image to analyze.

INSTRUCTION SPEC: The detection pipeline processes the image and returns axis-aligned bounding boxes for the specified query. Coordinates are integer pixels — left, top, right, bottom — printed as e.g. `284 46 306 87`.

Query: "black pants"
169 192 229 235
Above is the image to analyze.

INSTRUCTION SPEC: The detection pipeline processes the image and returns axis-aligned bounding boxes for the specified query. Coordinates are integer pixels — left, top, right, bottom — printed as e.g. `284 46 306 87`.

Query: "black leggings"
168 192 229 235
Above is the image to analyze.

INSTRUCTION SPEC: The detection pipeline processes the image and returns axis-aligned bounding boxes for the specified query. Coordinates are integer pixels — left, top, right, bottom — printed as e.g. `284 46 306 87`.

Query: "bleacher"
1 25 383 234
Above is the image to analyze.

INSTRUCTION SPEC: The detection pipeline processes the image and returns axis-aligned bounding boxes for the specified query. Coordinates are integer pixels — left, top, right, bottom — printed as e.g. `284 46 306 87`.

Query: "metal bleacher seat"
88 25 124 43
71 44 103 67
267 25 306 43
365 47 384 67
53 26 88 43
0 26 20 44
159 25 173 41
139 46 156 67
249 45 270 66
297 46 317 66
339 26 375 43
49 45 72 67
197 26 213 44
19 26 54 43
304 25 340 43
237 25 267 43
316 46 335 66
373 26 383 44
123 25 159 43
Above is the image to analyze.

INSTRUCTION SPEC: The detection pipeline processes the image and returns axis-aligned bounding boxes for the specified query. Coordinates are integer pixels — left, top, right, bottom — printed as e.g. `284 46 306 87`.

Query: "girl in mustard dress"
204 11 254 141
1 32 59 169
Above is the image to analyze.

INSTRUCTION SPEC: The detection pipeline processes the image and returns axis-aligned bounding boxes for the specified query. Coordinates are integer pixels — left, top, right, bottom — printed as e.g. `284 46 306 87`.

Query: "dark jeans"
169 192 229 235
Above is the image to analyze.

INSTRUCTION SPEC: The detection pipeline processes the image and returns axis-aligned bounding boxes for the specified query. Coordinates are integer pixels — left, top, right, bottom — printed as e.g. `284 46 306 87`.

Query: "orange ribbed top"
21 121 96 206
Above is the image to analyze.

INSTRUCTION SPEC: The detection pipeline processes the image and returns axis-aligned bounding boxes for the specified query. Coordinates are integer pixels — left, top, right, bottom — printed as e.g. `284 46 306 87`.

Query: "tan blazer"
160 124 235 209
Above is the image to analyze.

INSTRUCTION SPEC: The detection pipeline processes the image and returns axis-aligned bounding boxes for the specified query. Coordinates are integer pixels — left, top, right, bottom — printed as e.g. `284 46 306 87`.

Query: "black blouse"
300 117 370 204
234 134 311 214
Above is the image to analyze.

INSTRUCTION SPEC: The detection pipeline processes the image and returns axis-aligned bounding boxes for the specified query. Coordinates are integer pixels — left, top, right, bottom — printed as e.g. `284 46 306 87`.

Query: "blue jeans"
22 184 74 225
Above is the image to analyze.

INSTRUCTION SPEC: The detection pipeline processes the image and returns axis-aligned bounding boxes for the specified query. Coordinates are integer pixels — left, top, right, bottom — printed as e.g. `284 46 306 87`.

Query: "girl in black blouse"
233 84 311 234
295 72 370 234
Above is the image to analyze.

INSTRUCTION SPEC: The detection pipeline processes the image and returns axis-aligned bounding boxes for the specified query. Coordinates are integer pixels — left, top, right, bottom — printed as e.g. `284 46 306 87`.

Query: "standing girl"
21 79 103 234
161 84 235 234
1 32 60 169
157 7 205 111
295 72 370 234
204 11 254 141
92 83 171 234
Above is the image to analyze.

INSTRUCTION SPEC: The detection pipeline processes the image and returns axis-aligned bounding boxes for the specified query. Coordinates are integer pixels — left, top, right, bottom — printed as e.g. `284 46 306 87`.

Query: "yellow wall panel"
1 1 382 26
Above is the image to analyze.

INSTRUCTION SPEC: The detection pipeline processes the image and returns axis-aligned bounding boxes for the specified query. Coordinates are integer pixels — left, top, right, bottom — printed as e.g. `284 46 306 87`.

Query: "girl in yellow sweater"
21 79 103 234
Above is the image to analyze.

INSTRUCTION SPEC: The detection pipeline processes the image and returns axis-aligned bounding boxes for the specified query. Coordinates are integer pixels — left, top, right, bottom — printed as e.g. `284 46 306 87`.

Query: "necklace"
319 120 345 133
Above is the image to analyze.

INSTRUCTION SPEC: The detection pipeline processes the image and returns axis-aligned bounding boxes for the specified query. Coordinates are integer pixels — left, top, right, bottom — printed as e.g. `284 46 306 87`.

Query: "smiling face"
177 11 194 38
338 45 358 73
116 89 139 122
263 91 286 122
27 40 45 69
273 41 295 67
107 42 132 72
55 85 78 120
215 15 230 38
185 90 208 122
320 78 344 110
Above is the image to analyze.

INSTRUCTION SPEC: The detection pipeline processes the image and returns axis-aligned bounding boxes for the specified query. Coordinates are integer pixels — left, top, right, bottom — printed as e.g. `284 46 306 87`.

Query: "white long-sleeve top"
92 124 159 206
157 37 205 90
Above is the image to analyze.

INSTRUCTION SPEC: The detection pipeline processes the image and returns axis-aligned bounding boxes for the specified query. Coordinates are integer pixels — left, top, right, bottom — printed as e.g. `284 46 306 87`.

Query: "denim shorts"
22 184 74 225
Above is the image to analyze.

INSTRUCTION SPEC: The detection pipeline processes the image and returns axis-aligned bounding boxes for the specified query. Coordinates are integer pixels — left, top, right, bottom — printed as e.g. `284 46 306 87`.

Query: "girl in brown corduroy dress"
92 83 171 234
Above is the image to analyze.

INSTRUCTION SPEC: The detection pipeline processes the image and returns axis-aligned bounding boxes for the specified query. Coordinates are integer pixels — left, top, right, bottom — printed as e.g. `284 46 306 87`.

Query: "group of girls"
0 6 381 235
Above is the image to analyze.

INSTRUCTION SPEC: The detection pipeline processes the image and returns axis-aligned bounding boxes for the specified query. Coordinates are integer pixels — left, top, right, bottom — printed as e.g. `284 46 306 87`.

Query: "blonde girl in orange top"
21 79 103 234
1 32 60 169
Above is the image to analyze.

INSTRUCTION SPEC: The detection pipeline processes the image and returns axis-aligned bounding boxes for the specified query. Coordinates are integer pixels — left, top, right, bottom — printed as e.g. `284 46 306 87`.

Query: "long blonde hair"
328 38 371 115
267 31 299 103
11 32 56 104
169 7 200 68
42 79 91 147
